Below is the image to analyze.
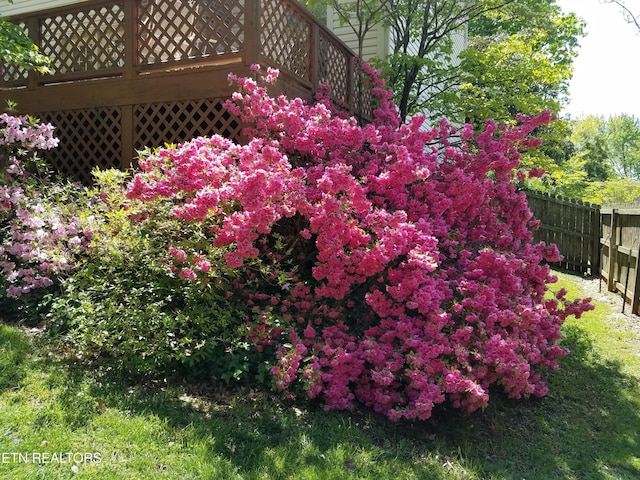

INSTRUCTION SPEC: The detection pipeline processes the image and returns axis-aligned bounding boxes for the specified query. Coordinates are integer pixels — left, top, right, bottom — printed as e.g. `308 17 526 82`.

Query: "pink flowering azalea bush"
124 65 593 420
0 113 91 305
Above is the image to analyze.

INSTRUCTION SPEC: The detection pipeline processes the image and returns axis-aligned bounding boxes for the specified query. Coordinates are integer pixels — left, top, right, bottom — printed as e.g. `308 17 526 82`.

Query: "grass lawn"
0 270 638 479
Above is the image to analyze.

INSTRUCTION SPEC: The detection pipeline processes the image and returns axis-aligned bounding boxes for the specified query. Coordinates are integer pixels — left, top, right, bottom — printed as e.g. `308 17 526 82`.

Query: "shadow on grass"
550 325 640 477
39 322 640 480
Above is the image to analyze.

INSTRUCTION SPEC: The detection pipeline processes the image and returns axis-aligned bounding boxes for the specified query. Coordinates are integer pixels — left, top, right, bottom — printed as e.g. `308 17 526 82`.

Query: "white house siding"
0 0 88 17
450 27 468 67
326 6 388 62
389 26 467 63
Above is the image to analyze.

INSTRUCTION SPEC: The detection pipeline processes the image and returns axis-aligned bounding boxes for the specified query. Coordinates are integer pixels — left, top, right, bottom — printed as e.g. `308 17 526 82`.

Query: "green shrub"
46 169 260 381
48 256 245 376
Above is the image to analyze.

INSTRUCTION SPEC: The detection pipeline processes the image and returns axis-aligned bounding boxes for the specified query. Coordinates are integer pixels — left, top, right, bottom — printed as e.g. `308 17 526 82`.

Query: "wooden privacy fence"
526 192 640 314
601 207 640 314
0 0 375 183
525 191 601 275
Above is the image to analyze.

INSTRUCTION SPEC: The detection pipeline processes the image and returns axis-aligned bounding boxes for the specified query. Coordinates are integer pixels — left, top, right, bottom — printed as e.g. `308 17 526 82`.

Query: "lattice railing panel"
2 62 29 85
134 99 242 150
40 4 125 75
39 108 122 184
1 21 29 85
318 34 349 104
261 0 311 79
137 0 245 65
352 69 376 120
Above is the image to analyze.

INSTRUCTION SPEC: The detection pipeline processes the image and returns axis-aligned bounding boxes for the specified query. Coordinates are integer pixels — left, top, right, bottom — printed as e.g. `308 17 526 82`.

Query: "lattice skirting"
39 108 123 185
133 98 241 150
38 98 241 184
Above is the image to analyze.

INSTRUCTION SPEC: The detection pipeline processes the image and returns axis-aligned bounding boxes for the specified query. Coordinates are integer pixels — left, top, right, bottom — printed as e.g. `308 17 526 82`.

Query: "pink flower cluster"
126 65 593 420
0 114 90 298
0 113 59 153
0 189 90 297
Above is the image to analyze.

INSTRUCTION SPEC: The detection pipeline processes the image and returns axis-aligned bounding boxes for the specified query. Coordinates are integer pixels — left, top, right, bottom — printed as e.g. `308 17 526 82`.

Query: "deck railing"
1 0 374 182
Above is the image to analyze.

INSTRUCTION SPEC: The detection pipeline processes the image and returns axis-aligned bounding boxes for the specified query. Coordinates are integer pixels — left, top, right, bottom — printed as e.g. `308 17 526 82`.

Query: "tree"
606 113 640 178
378 0 521 122
451 1 584 126
544 114 640 204
525 125 587 199
570 115 613 182
448 0 584 187
533 115 611 200
604 0 640 32
582 177 640 205
305 0 522 122
309 0 386 60
307 1 583 127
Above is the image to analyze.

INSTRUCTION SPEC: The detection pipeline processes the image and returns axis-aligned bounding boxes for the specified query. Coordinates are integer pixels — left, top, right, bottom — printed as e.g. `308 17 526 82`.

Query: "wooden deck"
0 0 373 183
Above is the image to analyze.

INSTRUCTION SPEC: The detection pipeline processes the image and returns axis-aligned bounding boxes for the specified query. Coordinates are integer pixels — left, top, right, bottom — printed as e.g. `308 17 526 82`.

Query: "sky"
555 0 640 119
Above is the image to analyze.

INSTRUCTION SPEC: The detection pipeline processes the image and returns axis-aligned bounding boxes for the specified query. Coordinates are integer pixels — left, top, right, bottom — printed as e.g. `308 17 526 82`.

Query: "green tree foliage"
570 115 613 182
377 0 517 123
582 178 640 206
554 114 640 205
449 0 584 181
532 116 615 200
0 2 51 73
454 1 583 126
606 114 640 179
310 1 584 126
304 1 584 119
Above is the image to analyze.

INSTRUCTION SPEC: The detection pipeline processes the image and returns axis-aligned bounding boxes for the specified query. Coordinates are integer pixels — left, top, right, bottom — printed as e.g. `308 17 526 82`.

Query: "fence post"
607 209 619 292
26 16 39 91
244 1 261 67
631 246 640 314
121 1 135 170
346 56 354 117
123 0 136 79
121 105 134 170
310 22 320 97
593 204 601 276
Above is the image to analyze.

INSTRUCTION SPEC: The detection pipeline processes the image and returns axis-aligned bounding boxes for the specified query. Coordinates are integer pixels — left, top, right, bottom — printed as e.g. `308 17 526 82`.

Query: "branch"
603 0 640 32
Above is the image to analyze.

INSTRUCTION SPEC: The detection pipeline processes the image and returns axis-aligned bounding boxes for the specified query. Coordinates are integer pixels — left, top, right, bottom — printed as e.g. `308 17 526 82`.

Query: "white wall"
326 5 388 62
0 0 88 17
